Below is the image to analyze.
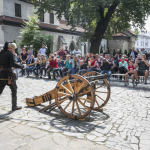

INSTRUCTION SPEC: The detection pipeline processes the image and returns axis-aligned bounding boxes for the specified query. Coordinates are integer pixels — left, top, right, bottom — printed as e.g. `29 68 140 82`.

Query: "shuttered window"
50 13 54 24
15 3 21 17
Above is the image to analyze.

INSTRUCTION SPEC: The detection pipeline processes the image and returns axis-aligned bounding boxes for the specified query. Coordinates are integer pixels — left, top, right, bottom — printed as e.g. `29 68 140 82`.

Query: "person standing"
20 48 28 76
39 45 47 57
128 47 138 61
0 42 24 111
29 45 34 55
71 47 82 57
57 47 67 60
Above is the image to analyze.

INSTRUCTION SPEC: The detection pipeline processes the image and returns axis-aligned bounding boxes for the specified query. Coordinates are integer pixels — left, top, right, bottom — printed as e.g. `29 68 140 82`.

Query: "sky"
145 16 150 32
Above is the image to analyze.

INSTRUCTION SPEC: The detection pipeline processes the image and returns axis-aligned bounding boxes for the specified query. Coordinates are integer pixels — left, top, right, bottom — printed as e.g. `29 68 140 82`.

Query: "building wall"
0 25 4 45
135 34 150 52
108 39 128 55
0 0 3 15
3 0 59 26
3 25 81 54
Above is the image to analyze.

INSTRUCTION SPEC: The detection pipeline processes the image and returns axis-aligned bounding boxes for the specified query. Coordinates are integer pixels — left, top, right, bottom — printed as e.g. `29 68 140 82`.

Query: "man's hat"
30 45 33 47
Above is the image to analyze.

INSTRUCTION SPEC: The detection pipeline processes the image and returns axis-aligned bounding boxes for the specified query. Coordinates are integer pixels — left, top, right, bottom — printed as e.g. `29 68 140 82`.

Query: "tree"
100 46 103 53
19 15 53 56
32 0 150 54
113 49 116 56
124 49 127 55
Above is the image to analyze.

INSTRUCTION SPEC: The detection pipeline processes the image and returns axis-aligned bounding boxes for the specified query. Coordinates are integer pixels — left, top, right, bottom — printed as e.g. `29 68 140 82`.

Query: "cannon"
26 71 110 120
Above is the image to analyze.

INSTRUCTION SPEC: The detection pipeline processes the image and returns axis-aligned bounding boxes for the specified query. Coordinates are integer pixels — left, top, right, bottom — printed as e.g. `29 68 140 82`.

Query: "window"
50 13 54 24
39 13 44 22
141 41 142 46
137 41 138 46
15 3 21 17
143 41 144 46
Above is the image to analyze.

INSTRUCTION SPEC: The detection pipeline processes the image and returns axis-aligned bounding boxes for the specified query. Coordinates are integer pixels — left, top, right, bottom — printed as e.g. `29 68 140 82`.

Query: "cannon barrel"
85 74 108 81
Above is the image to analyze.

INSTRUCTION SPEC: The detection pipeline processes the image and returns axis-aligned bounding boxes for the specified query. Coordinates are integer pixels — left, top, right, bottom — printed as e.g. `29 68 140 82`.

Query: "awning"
59 36 67 44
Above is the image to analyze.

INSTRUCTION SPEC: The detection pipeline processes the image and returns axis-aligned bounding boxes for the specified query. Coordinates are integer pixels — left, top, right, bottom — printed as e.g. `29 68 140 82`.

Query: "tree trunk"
90 2 119 54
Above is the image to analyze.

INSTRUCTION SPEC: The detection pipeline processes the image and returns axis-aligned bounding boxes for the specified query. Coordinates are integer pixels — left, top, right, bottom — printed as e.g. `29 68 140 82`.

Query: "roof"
0 15 83 35
112 33 128 37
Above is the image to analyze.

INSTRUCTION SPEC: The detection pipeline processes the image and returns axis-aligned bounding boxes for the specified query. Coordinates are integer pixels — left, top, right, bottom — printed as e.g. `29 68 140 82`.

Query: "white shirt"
72 49 81 57
39 48 47 55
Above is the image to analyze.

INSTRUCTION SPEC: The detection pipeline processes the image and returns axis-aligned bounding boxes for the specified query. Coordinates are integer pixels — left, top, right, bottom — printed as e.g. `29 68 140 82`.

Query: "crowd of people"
13 45 150 86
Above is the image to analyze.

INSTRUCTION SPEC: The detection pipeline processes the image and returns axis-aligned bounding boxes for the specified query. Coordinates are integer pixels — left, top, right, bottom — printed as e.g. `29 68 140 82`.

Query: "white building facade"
0 0 107 55
135 32 150 52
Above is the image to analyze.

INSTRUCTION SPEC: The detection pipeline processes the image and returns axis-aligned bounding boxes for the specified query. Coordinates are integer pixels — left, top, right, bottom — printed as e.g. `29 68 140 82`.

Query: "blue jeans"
26 66 35 75
100 70 112 79
87 67 98 72
33 66 40 76
71 68 79 74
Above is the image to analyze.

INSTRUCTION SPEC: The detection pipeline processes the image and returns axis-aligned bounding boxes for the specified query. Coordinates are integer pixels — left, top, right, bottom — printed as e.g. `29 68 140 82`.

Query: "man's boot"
12 97 22 111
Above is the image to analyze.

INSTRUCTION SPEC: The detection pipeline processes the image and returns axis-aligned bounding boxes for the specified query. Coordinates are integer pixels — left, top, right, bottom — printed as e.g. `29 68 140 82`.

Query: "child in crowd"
124 61 135 86
79 60 87 75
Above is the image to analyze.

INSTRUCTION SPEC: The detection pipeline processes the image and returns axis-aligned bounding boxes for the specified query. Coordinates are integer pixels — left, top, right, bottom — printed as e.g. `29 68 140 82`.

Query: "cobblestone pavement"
0 76 150 150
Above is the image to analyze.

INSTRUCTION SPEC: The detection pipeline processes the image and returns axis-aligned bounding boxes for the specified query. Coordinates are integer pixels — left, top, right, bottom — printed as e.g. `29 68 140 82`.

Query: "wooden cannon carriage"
26 71 110 120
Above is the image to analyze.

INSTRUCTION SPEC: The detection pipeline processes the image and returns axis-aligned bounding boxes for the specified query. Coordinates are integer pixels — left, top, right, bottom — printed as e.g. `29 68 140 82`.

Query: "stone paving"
0 76 150 150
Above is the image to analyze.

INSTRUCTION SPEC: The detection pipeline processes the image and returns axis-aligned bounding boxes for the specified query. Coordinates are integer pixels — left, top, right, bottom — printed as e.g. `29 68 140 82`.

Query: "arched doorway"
69 42 75 51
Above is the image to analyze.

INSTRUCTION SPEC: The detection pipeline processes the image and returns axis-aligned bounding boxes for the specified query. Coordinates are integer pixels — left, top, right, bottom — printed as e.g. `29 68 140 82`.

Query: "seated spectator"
39 54 47 78
26 55 35 77
111 56 118 73
128 55 134 62
100 54 112 79
54 57 64 78
79 60 88 75
27 50 31 64
87 55 98 72
77 54 82 60
124 61 135 85
119 54 129 64
119 57 128 73
47 55 58 80
95 54 99 61
119 57 128 80
71 56 80 74
133 54 150 84
85 54 90 64
33 54 41 77
61 55 73 77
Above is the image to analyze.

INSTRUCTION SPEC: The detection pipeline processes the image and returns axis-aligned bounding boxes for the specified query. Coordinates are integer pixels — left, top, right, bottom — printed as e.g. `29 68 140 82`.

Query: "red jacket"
49 59 58 68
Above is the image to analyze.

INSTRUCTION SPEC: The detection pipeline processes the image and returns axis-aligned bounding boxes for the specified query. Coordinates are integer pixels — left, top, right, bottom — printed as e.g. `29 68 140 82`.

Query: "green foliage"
32 0 150 53
100 46 103 53
18 15 53 57
113 49 116 56
13 40 19 55
124 49 127 55
129 49 132 53
133 28 140 40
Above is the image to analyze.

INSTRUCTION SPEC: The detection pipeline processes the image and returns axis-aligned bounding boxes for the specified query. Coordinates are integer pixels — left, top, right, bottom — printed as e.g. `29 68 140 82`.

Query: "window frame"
15 3 21 18
50 13 54 24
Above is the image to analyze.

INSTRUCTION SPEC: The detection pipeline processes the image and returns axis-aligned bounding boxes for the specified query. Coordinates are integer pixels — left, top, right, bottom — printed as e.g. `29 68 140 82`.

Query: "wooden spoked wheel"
55 74 95 119
82 71 110 109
